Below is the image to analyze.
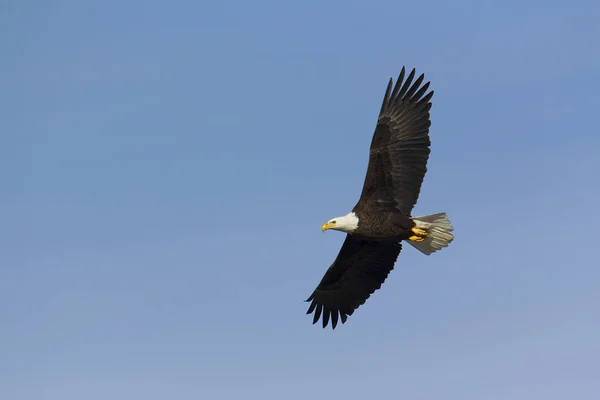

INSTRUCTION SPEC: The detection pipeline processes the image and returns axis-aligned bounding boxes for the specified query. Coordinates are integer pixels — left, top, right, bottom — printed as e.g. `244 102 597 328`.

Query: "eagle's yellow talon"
412 228 427 236
409 227 427 242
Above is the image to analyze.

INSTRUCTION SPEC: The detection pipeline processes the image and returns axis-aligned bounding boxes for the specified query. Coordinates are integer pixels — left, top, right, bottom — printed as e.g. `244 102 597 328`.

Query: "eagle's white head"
321 212 359 233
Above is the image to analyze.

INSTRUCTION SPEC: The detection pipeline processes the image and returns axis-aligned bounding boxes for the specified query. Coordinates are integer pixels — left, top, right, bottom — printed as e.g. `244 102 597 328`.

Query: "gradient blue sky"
2 1 600 399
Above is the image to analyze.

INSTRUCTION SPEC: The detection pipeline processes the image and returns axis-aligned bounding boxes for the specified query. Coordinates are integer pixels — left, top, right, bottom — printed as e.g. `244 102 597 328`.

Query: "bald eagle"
306 67 455 329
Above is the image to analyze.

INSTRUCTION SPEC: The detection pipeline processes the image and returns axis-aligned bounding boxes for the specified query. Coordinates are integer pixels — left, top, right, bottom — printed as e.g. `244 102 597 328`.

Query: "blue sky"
2 1 599 399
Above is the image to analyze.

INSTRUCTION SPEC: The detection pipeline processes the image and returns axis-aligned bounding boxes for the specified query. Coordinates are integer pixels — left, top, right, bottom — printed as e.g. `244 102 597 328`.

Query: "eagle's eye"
331 221 336 224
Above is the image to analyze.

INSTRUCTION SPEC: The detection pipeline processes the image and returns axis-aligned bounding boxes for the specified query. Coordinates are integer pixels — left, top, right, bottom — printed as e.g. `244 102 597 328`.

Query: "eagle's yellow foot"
409 227 427 242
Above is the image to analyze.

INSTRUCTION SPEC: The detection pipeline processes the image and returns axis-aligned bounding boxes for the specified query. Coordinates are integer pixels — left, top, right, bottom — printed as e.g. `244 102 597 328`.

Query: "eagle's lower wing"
305 235 402 329
357 67 433 216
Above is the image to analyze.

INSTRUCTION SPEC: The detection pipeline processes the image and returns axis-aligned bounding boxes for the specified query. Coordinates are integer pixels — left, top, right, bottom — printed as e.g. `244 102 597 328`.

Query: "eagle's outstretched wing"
305 235 402 329
357 67 434 216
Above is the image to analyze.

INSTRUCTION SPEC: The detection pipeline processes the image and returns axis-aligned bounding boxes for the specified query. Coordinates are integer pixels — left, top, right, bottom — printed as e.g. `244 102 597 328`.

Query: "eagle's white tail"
407 212 455 255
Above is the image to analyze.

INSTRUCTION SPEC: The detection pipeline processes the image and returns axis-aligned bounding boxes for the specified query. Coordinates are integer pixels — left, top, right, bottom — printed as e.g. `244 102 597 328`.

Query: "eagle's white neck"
328 212 359 233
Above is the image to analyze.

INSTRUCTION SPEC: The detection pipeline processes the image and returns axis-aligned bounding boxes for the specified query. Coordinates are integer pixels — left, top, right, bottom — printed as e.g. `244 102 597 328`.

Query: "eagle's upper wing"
356 67 434 216
305 235 402 329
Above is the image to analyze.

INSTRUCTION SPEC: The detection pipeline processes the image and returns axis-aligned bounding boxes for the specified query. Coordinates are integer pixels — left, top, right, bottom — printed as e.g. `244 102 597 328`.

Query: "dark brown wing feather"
305 235 402 329
356 67 434 216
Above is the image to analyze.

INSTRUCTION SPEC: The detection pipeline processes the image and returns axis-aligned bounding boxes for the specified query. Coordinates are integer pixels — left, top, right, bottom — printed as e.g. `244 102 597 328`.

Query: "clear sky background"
2 1 599 399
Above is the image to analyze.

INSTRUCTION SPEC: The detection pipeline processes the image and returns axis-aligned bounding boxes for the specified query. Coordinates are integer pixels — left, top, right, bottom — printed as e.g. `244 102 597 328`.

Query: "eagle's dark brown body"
352 208 415 241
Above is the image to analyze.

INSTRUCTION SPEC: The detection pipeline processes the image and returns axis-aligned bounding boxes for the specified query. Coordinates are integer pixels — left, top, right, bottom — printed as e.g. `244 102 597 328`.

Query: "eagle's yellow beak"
322 222 336 232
